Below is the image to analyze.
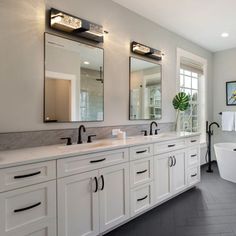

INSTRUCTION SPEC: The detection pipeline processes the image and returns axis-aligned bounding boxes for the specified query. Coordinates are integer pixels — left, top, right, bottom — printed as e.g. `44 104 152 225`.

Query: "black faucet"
87 135 96 143
150 121 158 135
61 137 72 146
78 125 86 144
206 121 220 173
208 122 220 135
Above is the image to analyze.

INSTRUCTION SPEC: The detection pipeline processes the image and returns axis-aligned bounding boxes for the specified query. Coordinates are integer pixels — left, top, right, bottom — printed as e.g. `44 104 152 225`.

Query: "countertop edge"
0 132 200 169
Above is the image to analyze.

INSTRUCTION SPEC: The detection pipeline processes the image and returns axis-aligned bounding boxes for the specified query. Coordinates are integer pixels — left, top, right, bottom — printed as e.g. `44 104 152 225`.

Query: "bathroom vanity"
0 132 200 236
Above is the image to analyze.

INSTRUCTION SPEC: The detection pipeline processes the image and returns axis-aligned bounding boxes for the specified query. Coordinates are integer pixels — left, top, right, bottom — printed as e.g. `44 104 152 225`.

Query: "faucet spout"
208 122 220 135
78 125 86 144
150 121 158 135
209 122 220 130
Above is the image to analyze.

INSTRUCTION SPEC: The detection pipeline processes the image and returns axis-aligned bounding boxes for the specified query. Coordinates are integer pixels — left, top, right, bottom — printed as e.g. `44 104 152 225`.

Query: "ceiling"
112 0 236 52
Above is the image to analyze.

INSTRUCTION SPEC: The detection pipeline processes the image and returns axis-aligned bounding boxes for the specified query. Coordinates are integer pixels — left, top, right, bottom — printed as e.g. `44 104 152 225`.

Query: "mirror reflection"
129 57 162 120
44 33 104 122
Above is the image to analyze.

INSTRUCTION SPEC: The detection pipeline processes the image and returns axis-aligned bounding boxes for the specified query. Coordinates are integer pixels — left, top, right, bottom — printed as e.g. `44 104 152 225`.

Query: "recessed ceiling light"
83 61 90 65
221 32 229 38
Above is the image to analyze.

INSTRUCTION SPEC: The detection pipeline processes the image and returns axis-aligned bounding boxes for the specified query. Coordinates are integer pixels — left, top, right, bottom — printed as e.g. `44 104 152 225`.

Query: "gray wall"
213 48 236 155
0 0 213 133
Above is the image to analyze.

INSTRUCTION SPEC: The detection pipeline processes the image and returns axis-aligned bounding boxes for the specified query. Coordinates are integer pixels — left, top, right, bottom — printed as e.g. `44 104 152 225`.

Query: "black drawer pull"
136 150 147 154
168 144 175 148
191 173 197 177
14 171 41 179
191 140 197 143
14 202 41 213
137 195 148 201
136 169 148 174
90 158 106 163
191 154 197 157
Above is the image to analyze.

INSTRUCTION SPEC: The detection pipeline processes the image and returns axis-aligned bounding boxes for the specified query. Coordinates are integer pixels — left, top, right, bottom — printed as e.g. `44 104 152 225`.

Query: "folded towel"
222 112 234 131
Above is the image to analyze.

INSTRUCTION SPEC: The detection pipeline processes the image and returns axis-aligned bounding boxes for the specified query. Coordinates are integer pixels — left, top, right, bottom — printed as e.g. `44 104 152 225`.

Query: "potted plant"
172 92 190 131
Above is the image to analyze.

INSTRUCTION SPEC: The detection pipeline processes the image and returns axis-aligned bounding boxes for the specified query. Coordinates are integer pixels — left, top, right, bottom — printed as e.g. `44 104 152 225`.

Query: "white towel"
235 112 236 131
222 112 234 131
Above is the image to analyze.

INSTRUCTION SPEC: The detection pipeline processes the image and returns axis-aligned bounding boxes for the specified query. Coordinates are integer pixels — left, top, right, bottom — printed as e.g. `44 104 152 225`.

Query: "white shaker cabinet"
99 163 130 232
171 150 187 194
0 181 56 236
154 154 172 203
57 170 99 236
0 133 200 236
154 149 187 204
57 163 130 236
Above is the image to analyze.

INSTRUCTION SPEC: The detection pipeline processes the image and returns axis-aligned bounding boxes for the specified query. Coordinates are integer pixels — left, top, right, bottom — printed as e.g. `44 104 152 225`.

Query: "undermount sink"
57 133 179 152
58 140 112 151
151 133 177 138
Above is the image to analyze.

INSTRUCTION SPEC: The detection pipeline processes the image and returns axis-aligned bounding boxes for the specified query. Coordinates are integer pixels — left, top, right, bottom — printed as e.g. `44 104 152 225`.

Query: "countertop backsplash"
0 123 174 151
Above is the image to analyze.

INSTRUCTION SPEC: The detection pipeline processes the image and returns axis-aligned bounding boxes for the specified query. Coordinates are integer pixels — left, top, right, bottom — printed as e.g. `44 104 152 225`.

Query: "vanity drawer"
57 148 129 177
0 161 56 192
187 147 200 167
154 139 185 154
130 157 153 188
129 144 153 161
0 181 56 236
6 221 57 236
188 167 200 186
130 182 154 217
186 136 200 146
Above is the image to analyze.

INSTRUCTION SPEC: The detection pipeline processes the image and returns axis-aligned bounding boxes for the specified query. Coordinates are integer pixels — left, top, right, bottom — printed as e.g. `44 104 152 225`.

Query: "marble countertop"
0 132 200 169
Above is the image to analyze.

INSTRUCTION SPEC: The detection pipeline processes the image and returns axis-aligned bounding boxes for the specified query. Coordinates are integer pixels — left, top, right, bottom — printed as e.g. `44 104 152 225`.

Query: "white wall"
0 0 213 132
213 48 236 151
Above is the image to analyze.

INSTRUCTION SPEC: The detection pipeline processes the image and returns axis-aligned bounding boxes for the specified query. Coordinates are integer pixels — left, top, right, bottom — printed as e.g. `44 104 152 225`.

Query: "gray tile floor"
105 163 236 236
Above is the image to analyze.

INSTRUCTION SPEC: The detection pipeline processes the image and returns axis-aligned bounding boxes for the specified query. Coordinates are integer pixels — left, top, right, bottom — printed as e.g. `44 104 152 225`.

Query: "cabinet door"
57 170 99 236
99 163 130 232
154 154 172 203
172 150 187 194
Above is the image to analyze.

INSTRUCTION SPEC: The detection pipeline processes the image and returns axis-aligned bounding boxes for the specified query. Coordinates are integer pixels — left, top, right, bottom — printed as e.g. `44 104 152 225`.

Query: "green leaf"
172 92 190 112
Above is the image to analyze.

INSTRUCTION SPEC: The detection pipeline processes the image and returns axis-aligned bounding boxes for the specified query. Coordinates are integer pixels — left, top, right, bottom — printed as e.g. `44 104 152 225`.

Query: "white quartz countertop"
0 132 200 169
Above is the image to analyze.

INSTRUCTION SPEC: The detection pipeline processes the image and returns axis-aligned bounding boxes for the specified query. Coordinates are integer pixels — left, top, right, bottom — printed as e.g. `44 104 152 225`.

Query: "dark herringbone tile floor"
105 163 236 236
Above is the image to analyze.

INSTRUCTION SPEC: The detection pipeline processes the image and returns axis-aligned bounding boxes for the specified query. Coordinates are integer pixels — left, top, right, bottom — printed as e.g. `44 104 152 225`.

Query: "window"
179 68 199 132
177 48 207 143
80 90 89 120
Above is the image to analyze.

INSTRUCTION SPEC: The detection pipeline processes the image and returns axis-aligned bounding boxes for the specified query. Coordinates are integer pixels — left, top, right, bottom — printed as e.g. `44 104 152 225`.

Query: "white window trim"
176 48 207 143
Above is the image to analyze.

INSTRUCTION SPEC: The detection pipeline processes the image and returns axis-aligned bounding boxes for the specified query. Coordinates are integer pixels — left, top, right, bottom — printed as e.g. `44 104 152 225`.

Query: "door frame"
45 70 77 121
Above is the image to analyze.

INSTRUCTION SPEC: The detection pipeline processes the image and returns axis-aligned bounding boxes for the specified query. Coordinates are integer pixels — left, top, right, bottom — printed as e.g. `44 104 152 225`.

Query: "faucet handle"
87 135 96 143
141 130 148 136
61 137 72 146
155 129 161 135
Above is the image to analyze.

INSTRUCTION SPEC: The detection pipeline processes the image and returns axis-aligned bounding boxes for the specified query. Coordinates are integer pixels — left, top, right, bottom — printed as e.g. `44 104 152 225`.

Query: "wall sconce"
131 41 163 61
50 8 104 43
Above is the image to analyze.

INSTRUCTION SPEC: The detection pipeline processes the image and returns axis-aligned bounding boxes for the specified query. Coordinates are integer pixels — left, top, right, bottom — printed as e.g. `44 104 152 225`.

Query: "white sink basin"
150 133 177 139
58 141 112 151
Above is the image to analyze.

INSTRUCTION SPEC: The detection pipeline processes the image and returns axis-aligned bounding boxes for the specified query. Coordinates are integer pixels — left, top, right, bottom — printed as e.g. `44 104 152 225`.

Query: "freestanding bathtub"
214 143 236 183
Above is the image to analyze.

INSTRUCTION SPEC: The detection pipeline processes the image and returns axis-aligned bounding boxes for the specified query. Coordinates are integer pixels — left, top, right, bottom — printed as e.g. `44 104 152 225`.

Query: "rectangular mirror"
44 33 104 122
129 57 162 120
